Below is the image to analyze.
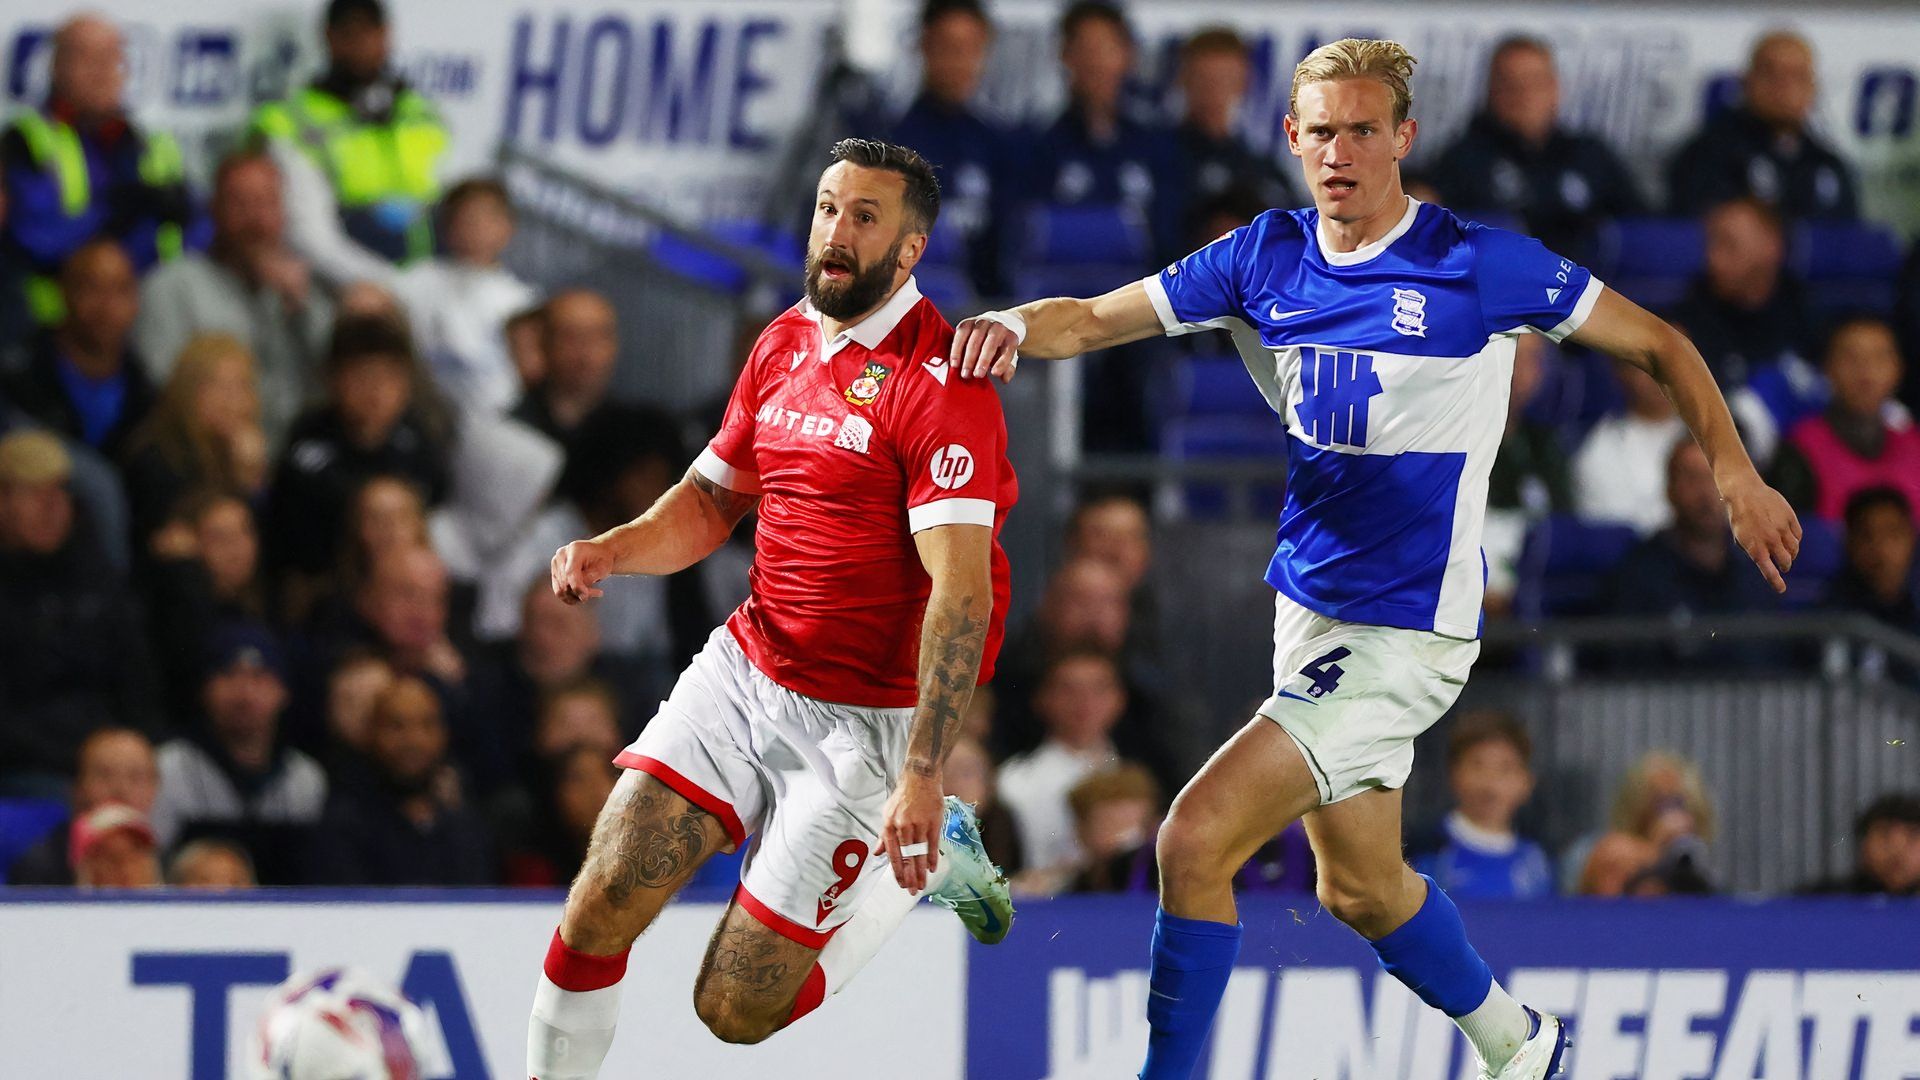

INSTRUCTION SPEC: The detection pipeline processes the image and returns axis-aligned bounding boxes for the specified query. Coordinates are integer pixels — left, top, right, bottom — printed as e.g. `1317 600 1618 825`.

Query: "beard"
804 236 903 320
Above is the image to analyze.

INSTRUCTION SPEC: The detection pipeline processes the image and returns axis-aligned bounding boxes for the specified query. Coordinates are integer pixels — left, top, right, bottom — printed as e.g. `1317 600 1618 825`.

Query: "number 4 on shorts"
1298 646 1351 699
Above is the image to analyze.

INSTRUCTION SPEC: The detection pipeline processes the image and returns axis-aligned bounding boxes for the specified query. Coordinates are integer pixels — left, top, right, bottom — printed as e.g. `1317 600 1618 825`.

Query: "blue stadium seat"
914 264 976 313
1593 217 1706 311
649 221 804 294
1172 355 1272 419
1514 515 1642 618
0 797 69 883
1791 221 1905 314
1014 203 1150 300
919 212 972 268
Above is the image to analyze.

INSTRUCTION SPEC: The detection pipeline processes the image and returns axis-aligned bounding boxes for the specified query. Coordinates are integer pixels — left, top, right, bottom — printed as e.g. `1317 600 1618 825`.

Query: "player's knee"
1155 807 1236 887
692 987 781 1045
1316 877 1391 933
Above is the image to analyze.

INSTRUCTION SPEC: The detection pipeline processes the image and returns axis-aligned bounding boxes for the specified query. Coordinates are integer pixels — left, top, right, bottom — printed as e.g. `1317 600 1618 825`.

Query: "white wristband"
975 309 1027 346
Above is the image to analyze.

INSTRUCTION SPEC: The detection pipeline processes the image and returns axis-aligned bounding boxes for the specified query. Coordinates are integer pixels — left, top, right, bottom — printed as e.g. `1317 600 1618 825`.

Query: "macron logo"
1269 305 1315 322
790 349 808 371
1546 287 1562 303
924 357 950 386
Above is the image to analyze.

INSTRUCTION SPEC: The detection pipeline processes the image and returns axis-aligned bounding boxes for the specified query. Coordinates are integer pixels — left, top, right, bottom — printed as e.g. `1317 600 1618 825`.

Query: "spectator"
997 647 1128 883
1572 357 1688 535
504 304 547 397
501 745 619 887
1066 762 1162 893
167 837 259 890
1602 440 1785 667
249 0 449 286
1174 28 1300 231
0 14 194 326
943 736 1024 876
1772 317 1920 523
149 623 328 881
6 727 157 886
1063 491 1155 633
120 333 269 547
134 151 331 446
1577 751 1717 896
5 239 156 458
510 289 621 453
471 585 639 787
1035 2 1184 263
266 315 448 578
1485 334 1573 615
1408 712 1554 899
875 0 1015 297
430 412 564 642
1803 793 1920 896
1424 36 1644 258
324 650 394 755
1668 198 1820 410
309 675 494 885
994 557 1179 783
144 491 268 721
1829 489 1920 683
396 178 539 415
533 679 627 762
350 543 470 689
70 803 161 889
0 429 160 784
1666 31 1857 219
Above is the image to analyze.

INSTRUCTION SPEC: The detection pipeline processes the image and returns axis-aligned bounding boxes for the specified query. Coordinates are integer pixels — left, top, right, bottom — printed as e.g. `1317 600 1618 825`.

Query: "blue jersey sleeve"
1143 226 1249 335
1470 226 1603 341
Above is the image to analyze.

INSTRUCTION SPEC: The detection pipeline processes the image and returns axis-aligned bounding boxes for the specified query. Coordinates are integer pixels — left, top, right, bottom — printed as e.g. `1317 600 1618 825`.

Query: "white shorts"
614 626 911 949
1255 591 1480 805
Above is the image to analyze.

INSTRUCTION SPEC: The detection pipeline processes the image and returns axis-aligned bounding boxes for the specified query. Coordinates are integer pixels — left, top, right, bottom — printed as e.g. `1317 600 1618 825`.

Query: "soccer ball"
248 967 428 1080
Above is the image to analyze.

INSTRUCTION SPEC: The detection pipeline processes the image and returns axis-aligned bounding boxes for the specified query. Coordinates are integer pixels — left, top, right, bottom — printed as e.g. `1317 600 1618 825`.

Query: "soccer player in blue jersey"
952 38 1802 1080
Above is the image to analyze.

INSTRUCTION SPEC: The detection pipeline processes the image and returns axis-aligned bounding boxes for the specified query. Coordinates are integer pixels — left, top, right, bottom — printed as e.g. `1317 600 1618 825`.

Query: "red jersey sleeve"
694 351 763 495
895 367 1011 533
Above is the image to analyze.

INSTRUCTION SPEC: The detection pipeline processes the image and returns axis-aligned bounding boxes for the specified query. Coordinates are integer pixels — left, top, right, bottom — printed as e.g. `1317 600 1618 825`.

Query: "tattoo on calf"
702 921 797 997
590 785 712 905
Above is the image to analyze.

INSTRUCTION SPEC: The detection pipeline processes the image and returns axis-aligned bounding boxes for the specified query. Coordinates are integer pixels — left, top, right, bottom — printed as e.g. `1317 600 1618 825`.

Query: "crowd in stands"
2 0 1918 902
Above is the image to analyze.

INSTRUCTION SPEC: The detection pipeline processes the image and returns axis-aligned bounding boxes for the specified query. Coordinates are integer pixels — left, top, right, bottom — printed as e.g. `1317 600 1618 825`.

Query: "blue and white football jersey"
1146 197 1603 638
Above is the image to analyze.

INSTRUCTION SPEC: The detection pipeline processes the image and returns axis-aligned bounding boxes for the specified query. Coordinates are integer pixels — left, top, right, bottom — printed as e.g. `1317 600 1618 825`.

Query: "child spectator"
70 803 161 889
1772 317 1920 524
1409 712 1554 899
997 647 1128 883
1067 763 1162 893
1802 793 1920 896
167 837 259 890
397 178 539 415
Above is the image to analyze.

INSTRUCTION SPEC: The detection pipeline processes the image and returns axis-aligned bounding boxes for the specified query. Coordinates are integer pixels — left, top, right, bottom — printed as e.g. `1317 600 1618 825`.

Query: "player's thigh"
564 769 732 943
1301 784 1409 892
1159 716 1322 875
692 899 822 1032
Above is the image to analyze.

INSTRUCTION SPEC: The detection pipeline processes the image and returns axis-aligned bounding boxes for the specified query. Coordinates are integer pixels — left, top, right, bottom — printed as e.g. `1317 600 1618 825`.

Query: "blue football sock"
1139 909 1243 1080
1369 874 1494 1017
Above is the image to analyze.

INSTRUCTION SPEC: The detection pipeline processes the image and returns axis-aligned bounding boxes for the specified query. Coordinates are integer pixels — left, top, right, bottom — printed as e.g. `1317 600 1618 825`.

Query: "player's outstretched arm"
1567 287 1802 592
877 523 994 892
954 280 1165 381
550 467 759 604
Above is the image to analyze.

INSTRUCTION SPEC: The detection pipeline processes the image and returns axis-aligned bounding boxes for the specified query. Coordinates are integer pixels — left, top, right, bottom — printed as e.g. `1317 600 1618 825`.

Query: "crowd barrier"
3 891 1916 1078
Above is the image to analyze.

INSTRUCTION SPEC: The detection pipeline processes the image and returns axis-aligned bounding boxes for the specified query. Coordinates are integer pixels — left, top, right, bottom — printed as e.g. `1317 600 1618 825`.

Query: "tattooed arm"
552 466 759 603
878 523 994 892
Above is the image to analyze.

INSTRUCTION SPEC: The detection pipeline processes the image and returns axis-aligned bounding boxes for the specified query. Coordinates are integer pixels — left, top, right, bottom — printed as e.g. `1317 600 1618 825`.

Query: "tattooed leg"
691 902 823 1044
560 769 732 956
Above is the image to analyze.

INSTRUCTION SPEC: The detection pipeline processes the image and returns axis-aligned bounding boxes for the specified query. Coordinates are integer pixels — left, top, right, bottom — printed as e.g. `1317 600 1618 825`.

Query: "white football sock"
528 930 630 1079
816 865 937 995
1454 979 1532 1072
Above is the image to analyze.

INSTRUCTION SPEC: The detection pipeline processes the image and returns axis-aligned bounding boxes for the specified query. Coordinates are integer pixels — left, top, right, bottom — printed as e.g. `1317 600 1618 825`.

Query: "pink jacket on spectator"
1787 415 1920 522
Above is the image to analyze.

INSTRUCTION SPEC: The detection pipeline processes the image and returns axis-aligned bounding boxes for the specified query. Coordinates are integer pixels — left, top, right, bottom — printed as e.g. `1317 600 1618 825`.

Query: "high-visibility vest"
251 85 448 261
8 108 187 323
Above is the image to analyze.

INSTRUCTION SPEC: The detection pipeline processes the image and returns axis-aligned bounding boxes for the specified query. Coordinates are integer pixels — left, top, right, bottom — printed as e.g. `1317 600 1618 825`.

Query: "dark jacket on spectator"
1031 104 1188 266
1176 123 1302 224
0 530 162 777
1667 275 1821 389
1601 529 1789 670
1427 112 1646 260
3 332 156 459
265 405 448 576
881 92 1019 297
307 768 494 886
5 822 74 885
1665 106 1858 219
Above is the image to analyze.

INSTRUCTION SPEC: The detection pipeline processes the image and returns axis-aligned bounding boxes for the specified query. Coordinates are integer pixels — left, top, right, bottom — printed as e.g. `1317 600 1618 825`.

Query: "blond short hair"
0 429 72 486
1291 38 1417 124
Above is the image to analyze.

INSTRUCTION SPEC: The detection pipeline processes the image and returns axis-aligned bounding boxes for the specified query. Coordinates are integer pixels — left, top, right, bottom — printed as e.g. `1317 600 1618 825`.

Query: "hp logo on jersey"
929 445 975 489
1295 348 1384 450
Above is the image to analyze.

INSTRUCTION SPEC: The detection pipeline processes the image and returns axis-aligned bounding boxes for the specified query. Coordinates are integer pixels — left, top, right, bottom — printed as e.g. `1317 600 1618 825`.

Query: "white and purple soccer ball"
248 967 428 1080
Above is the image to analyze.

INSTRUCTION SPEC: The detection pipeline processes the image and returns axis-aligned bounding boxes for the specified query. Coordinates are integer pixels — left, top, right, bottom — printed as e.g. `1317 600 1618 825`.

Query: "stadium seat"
1791 221 1905 314
1014 203 1151 300
0 797 69 883
649 221 804 294
1171 355 1273 419
1513 515 1642 618
1593 217 1706 311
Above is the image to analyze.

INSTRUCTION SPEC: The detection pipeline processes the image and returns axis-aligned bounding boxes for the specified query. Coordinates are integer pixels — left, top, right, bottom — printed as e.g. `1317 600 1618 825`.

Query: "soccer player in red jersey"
526 139 1018 1078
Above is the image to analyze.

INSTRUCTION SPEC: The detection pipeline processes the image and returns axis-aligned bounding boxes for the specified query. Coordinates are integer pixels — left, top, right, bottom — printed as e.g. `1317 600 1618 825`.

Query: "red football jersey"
695 278 1017 708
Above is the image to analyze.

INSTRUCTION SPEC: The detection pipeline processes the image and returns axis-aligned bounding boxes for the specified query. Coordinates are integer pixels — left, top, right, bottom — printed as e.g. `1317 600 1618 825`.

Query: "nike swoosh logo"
1269 305 1315 321
1274 688 1316 704
966 886 1001 934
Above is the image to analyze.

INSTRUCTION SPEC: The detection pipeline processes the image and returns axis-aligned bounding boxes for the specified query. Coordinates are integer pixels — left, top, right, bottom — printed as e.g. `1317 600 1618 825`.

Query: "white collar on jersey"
801 275 923 359
1315 195 1421 267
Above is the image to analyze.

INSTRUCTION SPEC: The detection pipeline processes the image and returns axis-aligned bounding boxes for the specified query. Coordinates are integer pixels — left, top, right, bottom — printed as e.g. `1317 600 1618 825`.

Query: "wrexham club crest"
844 361 892 406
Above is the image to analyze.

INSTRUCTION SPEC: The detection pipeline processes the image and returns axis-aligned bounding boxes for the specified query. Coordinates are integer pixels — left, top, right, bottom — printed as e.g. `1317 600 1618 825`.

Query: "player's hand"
953 314 1021 383
876 769 944 894
551 539 613 604
1722 474 1801 594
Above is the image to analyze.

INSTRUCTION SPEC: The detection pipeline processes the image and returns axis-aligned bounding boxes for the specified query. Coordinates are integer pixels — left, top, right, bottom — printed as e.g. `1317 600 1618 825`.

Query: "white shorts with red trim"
614 625 912 949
